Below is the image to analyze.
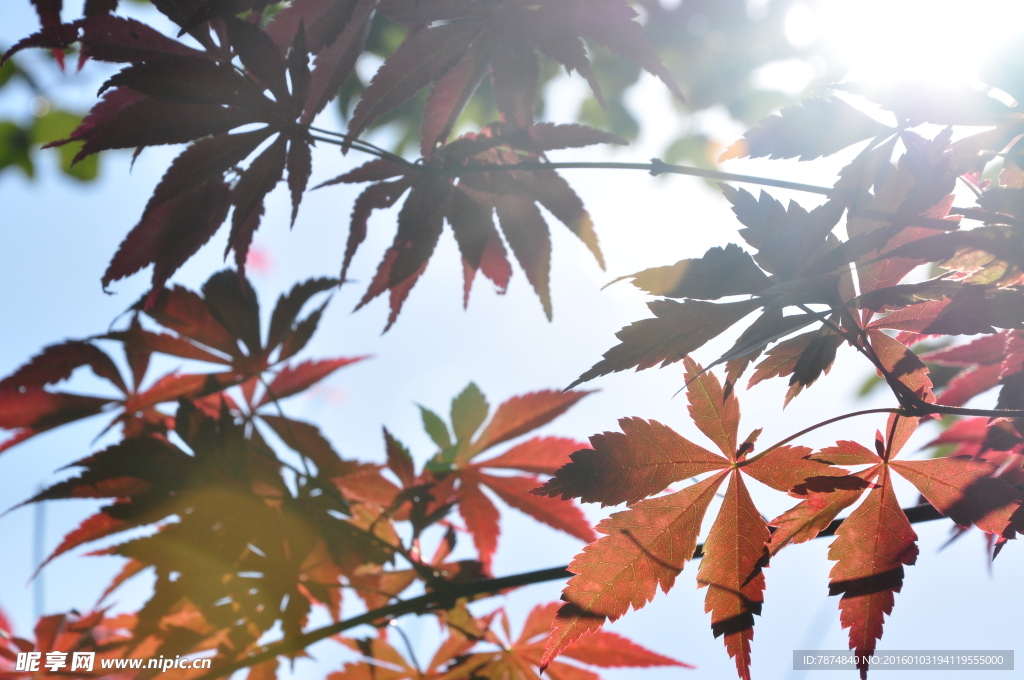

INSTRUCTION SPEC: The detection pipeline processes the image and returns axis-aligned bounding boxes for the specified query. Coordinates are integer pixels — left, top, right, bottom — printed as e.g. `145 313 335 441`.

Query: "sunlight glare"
792 0 1024 88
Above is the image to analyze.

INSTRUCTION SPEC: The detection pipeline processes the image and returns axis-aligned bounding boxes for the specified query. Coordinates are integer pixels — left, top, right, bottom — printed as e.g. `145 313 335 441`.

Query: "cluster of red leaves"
10 3 1024 680
538 359 1024 680
0 274 609 676
0 609 137 680
0 269 358 453
6 0 683 327
543 84 1024 679
334 381 598 585
330 602 688 680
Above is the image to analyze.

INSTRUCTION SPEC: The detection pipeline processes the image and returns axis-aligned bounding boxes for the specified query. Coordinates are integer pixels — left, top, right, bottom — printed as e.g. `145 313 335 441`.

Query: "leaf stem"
257 374 313 478
389 621 422 674
738 407 903 467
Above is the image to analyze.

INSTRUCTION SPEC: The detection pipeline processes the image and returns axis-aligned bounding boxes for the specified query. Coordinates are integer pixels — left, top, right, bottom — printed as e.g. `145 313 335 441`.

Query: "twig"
195 502 947 680
302 129 849 199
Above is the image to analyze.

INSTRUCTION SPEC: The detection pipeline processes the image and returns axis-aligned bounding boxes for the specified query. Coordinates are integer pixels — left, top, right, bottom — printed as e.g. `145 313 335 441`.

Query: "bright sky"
788 0 1024 88
0 2 1022 679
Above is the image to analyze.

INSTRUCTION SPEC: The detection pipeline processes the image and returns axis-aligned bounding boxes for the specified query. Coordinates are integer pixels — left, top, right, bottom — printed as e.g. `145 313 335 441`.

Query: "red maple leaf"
323 123 624 328
540 357 844 680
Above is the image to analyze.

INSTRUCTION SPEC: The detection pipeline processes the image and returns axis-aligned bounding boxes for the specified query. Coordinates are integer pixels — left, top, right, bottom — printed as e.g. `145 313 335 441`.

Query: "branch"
197 502 947 680
303 129 1011 227
301 128 847 198
449 159 846 198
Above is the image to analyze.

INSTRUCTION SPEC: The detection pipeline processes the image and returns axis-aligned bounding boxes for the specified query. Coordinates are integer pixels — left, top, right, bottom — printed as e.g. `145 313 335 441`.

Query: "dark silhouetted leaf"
613 244 770 299
569 299 760 388
721 97 892 162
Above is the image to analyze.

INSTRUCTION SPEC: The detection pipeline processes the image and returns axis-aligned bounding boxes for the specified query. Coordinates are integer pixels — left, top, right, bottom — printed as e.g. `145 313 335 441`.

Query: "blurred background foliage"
0 56 97 181
0 0 846 179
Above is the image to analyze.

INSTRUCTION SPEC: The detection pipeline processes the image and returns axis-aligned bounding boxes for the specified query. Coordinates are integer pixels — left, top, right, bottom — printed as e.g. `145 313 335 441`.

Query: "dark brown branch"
197 502 947 680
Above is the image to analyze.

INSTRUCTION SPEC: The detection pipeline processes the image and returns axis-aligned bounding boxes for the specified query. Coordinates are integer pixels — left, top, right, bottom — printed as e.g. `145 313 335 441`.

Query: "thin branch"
195 502 948 680
301 129 847 197
446 159 845 197
900 396 1024 419
298 128 1024 225
308 126 397 160
299 125 1022 227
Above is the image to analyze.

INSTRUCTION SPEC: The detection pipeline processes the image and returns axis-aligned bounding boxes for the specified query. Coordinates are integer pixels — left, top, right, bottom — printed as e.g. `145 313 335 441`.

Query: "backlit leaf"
535 418 728 506
721 97 892 162
828 466 918 679
542 472 727 666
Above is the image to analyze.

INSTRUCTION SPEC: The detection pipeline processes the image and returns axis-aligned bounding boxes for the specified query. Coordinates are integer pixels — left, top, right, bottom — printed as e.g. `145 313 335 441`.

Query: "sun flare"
790 0 1024 91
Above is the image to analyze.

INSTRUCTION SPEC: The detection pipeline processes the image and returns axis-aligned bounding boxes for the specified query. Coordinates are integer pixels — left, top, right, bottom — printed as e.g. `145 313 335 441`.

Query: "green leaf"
31 110 99 181
425 445 459 473
0 121 33 177
451 382 488 444
0 60 17 90
418 404 451 449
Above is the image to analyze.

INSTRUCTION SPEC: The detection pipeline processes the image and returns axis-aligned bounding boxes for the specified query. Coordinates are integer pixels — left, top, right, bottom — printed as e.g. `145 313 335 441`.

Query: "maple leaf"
536 417 729 506
589 133 975 405
573 186 855 391
334 600 685 680
828 465 918 679
747 325 844 405
397 383 597 571
862 283 1024 336
723 186 847 282
695 471 769 680
765 413 1023 676
325 123 624 328
832 82 1013 127
720 96 894 162
910 334 1011 407
352 0 683 153
0 271 360 455
544 359 842 679
0 338 164 453
6 14 322 291
867 330 934 404
568 298 760 388
25 402 392 651
609 243 771 299
844 132 961 300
